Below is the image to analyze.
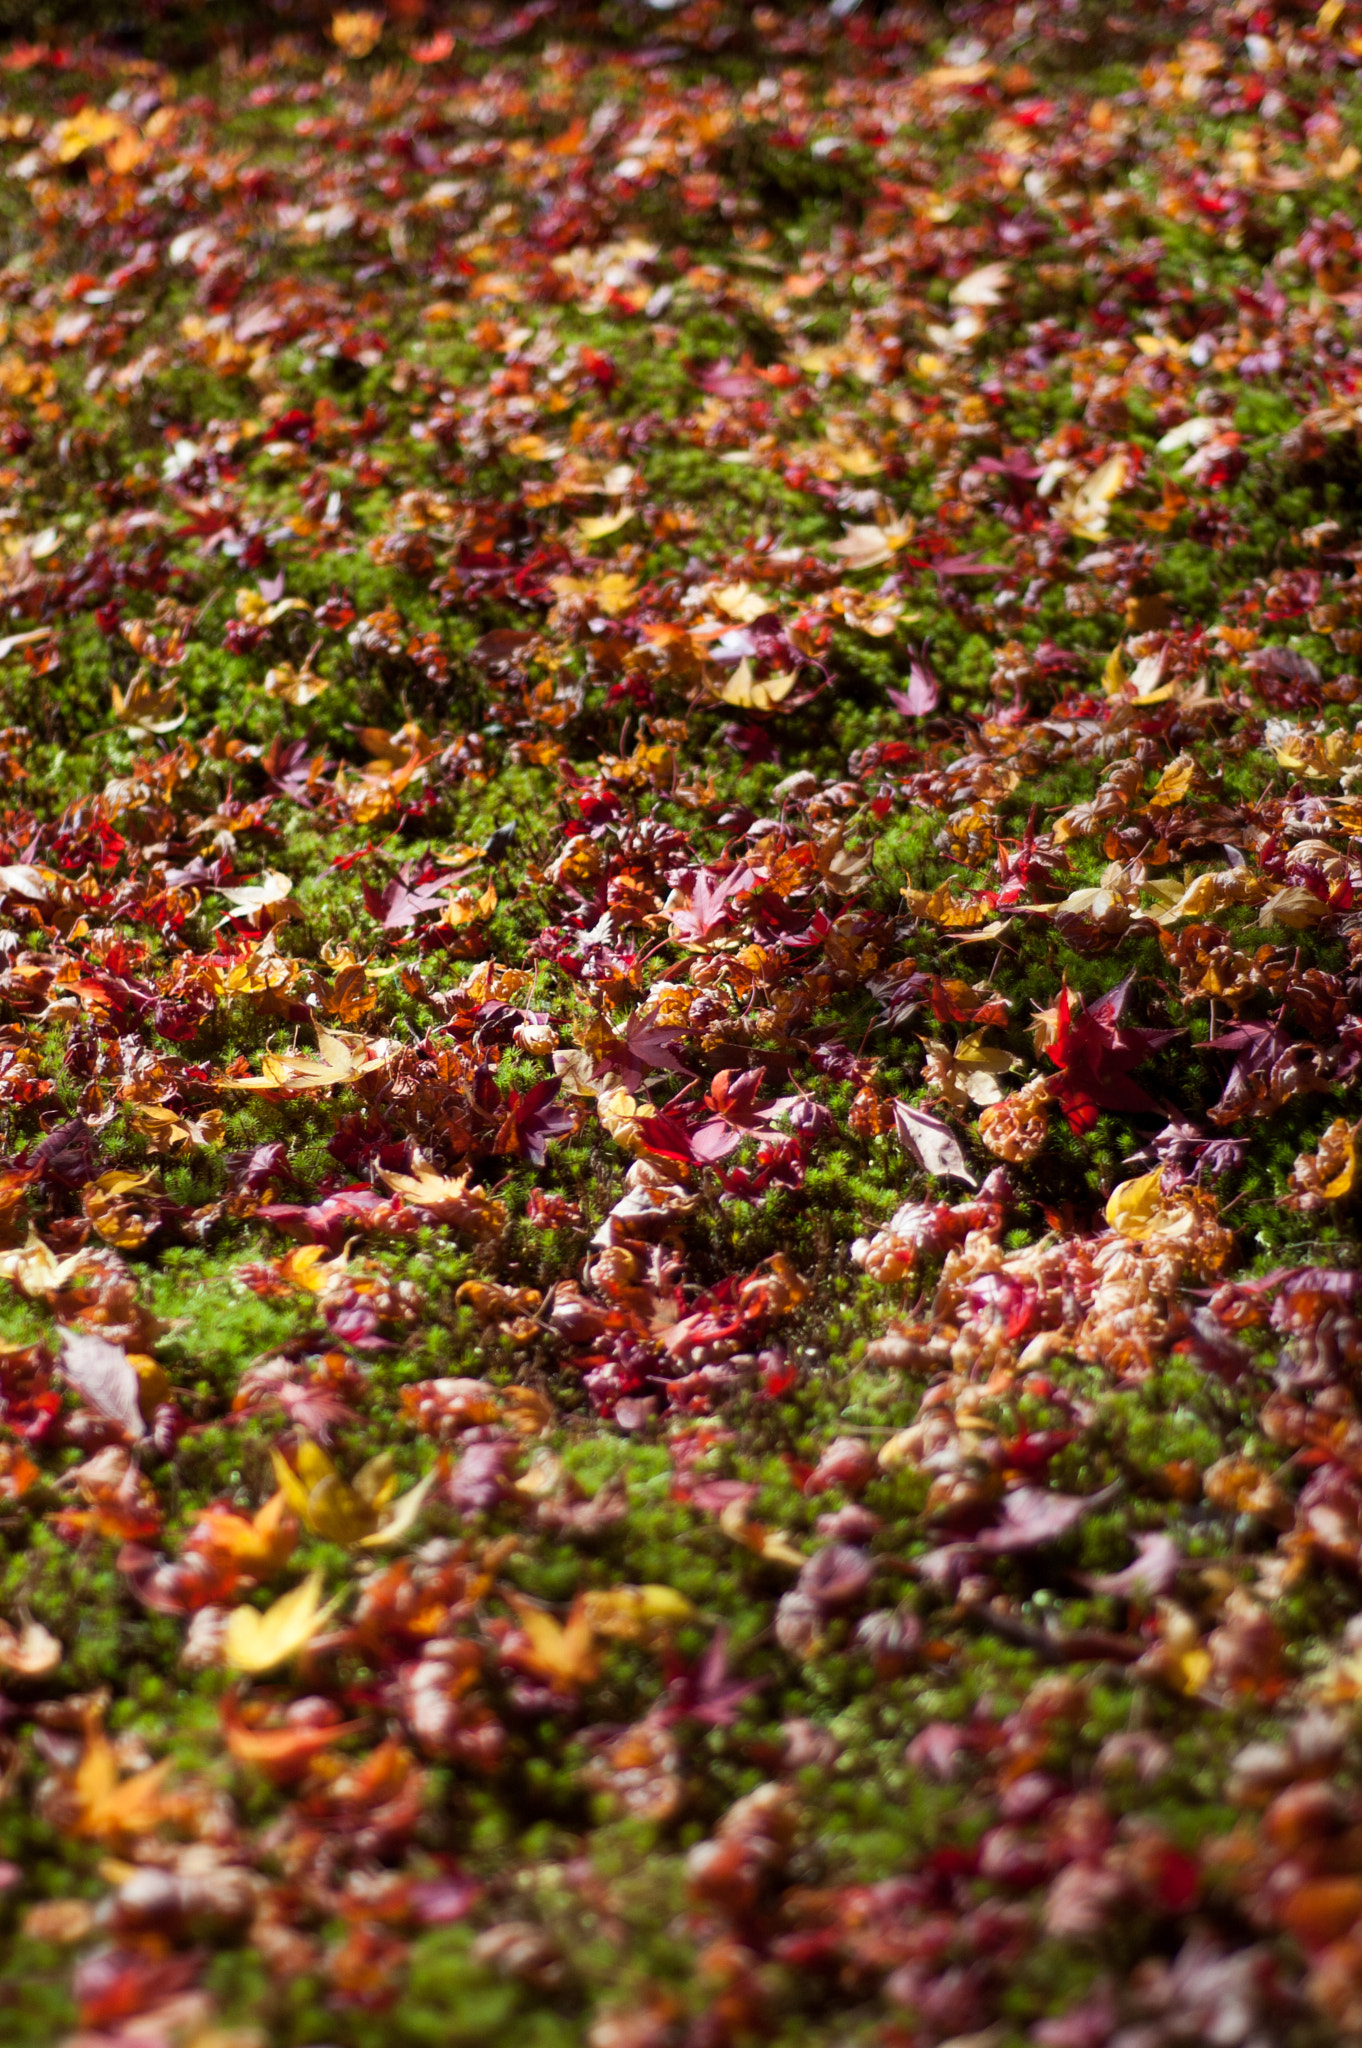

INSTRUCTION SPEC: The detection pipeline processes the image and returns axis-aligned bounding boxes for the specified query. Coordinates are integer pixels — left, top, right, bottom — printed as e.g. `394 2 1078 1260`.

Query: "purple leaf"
1086 1533 1183 1600
447 1438 517 1514
974 1484 1117 1555
905 1721 988 1779
694 359 763 400
362 862 454 931
887 649 939 717
662 1623 766 1728
410 1876 482 1926
58 1329 146 1441
891 1100 977 1185
797 1544 874 1612
613 1006 692 1087
689 1118 746 1163
511 1077 574 1165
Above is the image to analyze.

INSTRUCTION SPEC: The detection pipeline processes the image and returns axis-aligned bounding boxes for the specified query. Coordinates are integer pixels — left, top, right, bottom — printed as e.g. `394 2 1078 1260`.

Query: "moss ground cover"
0 2 1361 2042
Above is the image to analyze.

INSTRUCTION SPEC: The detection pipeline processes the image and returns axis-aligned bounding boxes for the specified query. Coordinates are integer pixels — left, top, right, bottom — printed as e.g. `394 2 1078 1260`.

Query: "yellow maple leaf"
378 1164 508 1240
193 1490 298 1577
718 1497 806 1568
50 108 130 165
508 1593 599 1687
593 572 639 618
224 1571 340 1674
580 1585 696 1641
902 880 994 929
0 1227 87 1298
1324 1126 1360 1200
110 673 185 735
1059 452 1128 541
74 1731 174 1844
222 1024 383 1094
82 1168 158 1250
271 1442 436 1549
1105 1169 1165 1236
1147 753 1199 810
576 507 636 544
829 519 914 572
718 658 797 712
0 1614 60 1676
330 9 384 58
709 581 768 623
125 1102 225 1154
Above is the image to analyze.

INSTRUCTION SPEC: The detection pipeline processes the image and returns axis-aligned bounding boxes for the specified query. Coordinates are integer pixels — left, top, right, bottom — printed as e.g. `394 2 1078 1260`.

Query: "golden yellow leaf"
1147 753 1198 809
0 626 54 662
0 1228 87 1298
330 9 384 58
718 1497 805 1569
360 1467 440 1549
125 1102 226 1154
1059 452 1128 540
378 1164 507 1239
902 880 993 929
711 581 770 624
73 1726 175 1844
193 1491 298 1577
224 1571 339 1674
1103 1174 1234 1275
222 1025 384 1094
719 658 797 712
1259 886 1330 930
831 441 883 478
0 1614 61 1677
271 1443 435 1550
110 673 185 735
1105 1169 1167 1236
580 1585 696 1641
263 661 329 707
950 260 1011 308
828 518 915 572
1323 1126 1359 1200
82 1169 159 1250
50 108 130 165
593 572 639 618
576 508 636 544
130 1354 171 1418
508 1594 599 1686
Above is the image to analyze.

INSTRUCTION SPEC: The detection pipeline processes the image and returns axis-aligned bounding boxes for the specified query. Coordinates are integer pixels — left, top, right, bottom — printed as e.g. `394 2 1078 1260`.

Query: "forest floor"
0 4 1359 2044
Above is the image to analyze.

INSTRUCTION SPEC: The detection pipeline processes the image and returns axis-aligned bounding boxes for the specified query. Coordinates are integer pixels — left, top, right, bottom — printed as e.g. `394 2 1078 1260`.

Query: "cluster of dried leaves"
0 0 1361 2043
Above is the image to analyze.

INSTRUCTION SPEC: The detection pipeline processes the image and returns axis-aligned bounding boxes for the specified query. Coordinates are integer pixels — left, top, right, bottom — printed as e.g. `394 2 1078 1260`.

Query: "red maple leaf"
1043 976 1180 1134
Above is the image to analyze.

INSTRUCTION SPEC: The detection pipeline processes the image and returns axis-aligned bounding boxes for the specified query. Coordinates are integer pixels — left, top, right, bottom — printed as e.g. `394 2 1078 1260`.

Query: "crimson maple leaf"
1042 977 1180 1134
362 858 453 931
659 1625 765 1728
690 1067 781 1163
669 866 751 941
495 1078 574 1165
609 1006 692 1089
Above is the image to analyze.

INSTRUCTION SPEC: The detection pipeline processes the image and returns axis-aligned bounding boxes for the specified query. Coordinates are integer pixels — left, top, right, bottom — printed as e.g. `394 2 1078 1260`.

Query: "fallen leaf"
58 1329 146 1441
224 1571 340 1674
891 1100 978 1185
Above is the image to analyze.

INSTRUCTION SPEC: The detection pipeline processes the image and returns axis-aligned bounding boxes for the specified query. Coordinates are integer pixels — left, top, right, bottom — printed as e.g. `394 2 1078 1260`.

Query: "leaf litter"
0 4 1358 2046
